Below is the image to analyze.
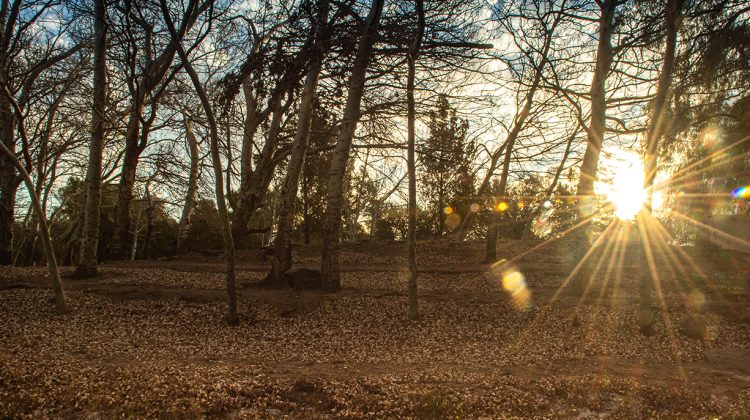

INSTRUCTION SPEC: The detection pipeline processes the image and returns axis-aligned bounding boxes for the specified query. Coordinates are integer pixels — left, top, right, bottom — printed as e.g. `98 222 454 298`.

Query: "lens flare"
496 202 509 212
445 213 461 229
470 203 481 213
501 270 524 292
444 206 454 215
492 259 532 310
732 186 750 199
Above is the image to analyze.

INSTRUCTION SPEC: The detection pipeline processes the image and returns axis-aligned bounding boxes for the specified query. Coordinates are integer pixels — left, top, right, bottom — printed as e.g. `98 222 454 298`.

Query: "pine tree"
419 96 474 236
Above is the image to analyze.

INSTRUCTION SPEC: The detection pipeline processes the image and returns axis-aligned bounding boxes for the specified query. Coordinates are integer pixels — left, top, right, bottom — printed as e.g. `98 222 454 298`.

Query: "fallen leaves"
1 239 749 417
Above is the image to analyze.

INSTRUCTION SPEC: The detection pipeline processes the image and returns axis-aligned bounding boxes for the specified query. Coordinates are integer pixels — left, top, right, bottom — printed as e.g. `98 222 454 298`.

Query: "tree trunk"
232 95 286 247
109 3 200 259
437 178 444 236
143 181 154 259
249 97 285 209
15 206 33 265
231 77 259 240
177 117 200 252
161 0 238 325
573 0 618 292
0 130 69 312
639 0 681 335
130 202 142 261
484 114 526 263
406 0 425 321
110 103 145 259
644 0 681 212
303 175 311 245
483 28 554 261
268 0 330 286
320 0 384 292
0 96 17 265
575 0 616 220
74 0 107 277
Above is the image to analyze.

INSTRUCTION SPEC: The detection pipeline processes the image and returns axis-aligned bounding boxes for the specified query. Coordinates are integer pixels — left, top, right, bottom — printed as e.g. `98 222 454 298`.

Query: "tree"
0 111 69 313
75 0 108 278
644 0 683 211
406 0 425 320
268 0 331 287
419 95 473 238
109 0 205 259
177 115 201 253
571 0 620 292
320 0 384 292
298 103 337 244
227 2 323 247
160 0 239 325
481 0 565 262
0 0 82 264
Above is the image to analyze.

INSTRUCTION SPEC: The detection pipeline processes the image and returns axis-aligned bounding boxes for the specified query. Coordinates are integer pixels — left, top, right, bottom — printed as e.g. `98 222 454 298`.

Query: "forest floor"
1 237 750 418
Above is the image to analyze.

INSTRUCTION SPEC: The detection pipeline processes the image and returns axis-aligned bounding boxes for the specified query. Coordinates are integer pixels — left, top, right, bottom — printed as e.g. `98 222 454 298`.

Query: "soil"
1 238 749 418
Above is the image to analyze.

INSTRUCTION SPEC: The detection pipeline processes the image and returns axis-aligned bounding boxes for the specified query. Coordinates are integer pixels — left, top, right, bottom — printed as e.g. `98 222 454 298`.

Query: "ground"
1 238 749 418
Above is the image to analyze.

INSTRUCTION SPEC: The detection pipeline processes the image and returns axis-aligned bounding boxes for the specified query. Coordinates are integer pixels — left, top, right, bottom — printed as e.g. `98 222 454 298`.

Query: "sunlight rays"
668 209 750 249
549 219 619 304
481 133 748 384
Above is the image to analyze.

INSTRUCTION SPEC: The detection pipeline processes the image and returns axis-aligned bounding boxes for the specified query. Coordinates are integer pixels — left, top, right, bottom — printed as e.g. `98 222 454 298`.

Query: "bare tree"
109 0 205 259
406 0 425 320
267 0 330 287
75 0 108 278
482 0 565 262
0 107 69 313
320 0 384 292
574 0 620 238
177 115 201 252
160 0 239 325
0 0 82 264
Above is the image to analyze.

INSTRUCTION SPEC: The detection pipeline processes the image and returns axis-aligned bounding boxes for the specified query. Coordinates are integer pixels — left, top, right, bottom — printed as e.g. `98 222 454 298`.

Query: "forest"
1 0 749 417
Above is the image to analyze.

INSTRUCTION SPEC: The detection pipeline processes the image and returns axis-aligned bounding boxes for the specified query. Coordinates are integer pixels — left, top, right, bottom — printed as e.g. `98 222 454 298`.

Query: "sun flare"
595 151 653 220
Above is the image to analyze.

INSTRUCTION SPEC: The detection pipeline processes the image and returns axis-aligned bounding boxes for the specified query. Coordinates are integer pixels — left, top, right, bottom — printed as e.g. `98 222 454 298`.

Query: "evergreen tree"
419 95 475 236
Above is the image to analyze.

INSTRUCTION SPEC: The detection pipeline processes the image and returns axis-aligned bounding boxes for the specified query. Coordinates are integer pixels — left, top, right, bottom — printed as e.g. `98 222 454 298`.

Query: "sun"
595 150 652 220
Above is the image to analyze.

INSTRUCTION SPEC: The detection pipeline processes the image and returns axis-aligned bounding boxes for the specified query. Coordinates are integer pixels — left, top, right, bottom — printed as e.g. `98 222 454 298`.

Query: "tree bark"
232 94 290 246
644 0 681 212
143 180 154 259
0 126 69 312
177 116 200 252
231 77 259 240
406 0 425 321
575 0 617 221
110 101 146 259
74 0 107 277
573 0 618 292
130 200 142 261
268 0 330 286
320 0 384 292
161 0 239 325
0 96 18 265
639 0 682 335
303 174 311 245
